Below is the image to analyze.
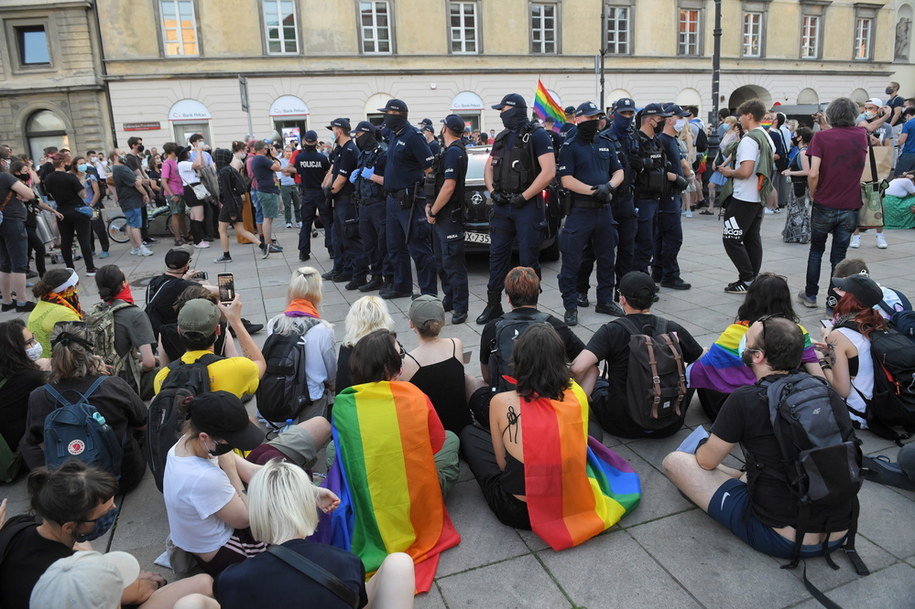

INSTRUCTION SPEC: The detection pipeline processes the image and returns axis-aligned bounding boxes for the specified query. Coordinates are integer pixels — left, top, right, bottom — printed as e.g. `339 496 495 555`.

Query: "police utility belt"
389 182 424 210
571 193 607 209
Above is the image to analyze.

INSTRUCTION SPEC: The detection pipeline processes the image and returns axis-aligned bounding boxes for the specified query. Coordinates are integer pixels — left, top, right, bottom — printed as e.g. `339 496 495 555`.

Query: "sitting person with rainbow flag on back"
460 323 641 551
316 329 461 594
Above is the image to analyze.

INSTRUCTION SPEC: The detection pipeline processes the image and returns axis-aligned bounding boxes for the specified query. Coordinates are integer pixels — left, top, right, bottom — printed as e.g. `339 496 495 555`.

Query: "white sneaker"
296 222 302 228
138 246 154 256
193 241 210 249
876 234 888 249
764 208 774 215
129 247 139 255
849 234 861 248
684 210 693 218
285 222 293 228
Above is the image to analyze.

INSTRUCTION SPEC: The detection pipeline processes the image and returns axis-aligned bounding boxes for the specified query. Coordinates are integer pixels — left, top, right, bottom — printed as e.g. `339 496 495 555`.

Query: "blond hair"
287 266 323 305
341 296 395 347
248 460 318 544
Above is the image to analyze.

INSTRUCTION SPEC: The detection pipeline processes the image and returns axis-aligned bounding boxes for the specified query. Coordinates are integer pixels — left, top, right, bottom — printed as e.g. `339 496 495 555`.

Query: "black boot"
476 290 504 325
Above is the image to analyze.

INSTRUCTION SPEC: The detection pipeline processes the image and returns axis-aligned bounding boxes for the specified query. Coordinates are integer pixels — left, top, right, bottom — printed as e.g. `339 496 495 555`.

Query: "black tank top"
405 339 473 433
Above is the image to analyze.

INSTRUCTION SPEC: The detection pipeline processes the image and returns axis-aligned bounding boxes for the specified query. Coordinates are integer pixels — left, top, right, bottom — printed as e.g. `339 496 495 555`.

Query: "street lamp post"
708 0 723 156
599 3 606 111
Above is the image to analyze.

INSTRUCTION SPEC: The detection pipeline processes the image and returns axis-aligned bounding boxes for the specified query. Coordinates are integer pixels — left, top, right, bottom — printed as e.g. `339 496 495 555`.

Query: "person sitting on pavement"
831 258 911 320
570 271 703 438
335 295 395 395
318 329 460 593
27 268 83 356
399 295 473 434
663 317 850 560
20 321 148 493
687 272 824 420
157 285 239 366
163 391 334 577
0 320 48 480
154 297 265 399
862 443 915 491
469 266 585 430
461 324 640 548
0 460 213 609
265 266 337 421
214 460 415 609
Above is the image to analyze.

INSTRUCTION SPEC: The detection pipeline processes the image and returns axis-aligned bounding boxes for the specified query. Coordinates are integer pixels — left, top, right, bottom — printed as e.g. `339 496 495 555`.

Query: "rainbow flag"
522 381 640 550
317 381 459 593
533 80 565 133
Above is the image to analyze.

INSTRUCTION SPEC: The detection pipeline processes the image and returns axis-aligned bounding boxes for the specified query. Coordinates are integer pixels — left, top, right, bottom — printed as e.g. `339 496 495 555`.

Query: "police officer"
425 114 470 324
292 130 330 262
559 106 576 138
378 99 436 300
321 118 368 289
477 93 556 324
557 101 625 326
654 103 691 290
351 121 389 292
542 117 564 151
421 124 441 156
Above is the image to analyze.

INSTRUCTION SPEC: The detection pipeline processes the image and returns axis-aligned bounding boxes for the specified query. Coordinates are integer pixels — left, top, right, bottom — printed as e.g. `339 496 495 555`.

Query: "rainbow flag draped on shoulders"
533 80 565 133
315 380 459 593
522 381 640 551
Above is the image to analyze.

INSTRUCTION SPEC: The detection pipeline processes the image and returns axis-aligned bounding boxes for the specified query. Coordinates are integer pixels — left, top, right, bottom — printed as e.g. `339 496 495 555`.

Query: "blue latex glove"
348 171 359 184
361 166 375 179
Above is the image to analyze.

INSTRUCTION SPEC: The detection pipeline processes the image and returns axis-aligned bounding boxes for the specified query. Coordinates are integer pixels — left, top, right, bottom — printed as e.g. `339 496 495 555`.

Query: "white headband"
52 268 79 293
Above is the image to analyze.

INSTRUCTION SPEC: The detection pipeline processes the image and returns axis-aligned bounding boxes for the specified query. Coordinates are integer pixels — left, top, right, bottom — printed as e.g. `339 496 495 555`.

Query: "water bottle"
281 419 294 434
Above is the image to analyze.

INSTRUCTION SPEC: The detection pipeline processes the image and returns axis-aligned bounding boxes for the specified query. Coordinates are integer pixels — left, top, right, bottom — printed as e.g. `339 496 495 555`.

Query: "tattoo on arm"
827 342 837 367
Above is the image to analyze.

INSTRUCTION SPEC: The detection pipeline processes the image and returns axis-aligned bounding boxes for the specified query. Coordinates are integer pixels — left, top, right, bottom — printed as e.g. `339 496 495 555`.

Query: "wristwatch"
428 209 437 218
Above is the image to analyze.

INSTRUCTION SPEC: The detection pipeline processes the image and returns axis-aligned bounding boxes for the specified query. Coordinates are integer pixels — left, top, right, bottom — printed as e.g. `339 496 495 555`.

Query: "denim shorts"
708 478 845 559
122 207 143 228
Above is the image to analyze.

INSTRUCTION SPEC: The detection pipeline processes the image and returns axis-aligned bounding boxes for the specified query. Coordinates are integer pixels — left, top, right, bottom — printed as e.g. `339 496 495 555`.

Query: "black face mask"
500 106 528 131
136 144 145 153
577 119 599 140
886 87 895 96
17 173 29 182
383 114 408 133
653 119 665 134
356 133 375 150
208 440 234 457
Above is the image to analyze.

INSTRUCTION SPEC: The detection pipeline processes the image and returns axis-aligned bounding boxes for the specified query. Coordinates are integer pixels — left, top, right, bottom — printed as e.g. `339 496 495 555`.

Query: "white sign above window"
168 99 211 122
270 95 310 117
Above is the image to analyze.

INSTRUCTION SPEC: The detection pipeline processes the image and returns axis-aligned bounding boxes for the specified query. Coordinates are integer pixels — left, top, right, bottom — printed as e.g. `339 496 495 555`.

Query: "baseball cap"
326 118 351 131
564 105 576 115
178 298 221 335
419 118 433 127
421 125 435 134
409 294 445 326
186 391 265 451
575 101 602 118
165 247 191 270
492 93 527 110
618 271 658 300
378 99 408 113
865 97 884 108
440 114 465 133
352 121 374 135
543 116 556 124
614 98 637 112
664 103 690 117
640 103 674 118
30 551 140 609
303 130 318 142
831 275 883 308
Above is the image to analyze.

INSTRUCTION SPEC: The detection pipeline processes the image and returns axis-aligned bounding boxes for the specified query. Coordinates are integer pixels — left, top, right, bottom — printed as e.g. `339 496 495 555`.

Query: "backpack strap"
267 545 358 609
146 276 176 307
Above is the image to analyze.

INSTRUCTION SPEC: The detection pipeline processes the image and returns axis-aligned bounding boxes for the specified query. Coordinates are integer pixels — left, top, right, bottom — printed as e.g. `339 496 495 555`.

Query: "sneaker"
764 208 774 215
267 244 282 253
595 302 624 317
214 255 232 263
683 210 693 218
85 268 97 277
876 234 888 249
26 270 38 279
286 222 293 228
724 281 749 294
261 247 271 260
661 278 692 290
849 234 861 248
98 251 110 259
193 241 211 249
773 208 782 214
797 290 817 308
0 302 15 312
296 222 302 228
129 247 139 255
138 246 154 257
15 301 35 313
861 455 915 491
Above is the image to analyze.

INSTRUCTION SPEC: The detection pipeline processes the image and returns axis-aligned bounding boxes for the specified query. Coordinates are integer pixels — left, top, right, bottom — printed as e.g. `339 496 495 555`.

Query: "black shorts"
468 385 496 431
218 203 237 224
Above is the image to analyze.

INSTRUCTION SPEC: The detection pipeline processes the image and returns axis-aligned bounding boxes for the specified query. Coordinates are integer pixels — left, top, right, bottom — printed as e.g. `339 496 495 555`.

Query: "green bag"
859 141 886 229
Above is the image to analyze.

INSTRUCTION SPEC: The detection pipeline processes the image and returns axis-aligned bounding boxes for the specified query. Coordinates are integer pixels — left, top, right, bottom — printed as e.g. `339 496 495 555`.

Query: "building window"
678 8 701 56
359 1 392 54
160 0 198 56
742 12 762 57
26 110 70 163
263 0 298 54
15 25 50 65
531 3 558 54
605 6 630 55
854 17 873 60
800 14 819 59
449 2 478 54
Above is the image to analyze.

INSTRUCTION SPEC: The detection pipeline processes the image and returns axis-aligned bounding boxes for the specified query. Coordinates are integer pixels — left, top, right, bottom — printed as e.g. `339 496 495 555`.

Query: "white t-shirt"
177 160 200 186
835 328 874 427
163 441 236 553
884 177 915 198
265 316 337 401
732 129 764 202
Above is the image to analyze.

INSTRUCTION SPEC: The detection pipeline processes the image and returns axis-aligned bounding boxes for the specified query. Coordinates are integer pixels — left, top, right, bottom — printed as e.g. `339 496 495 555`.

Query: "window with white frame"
263 0 298 54
742 11 762 57
854 16 873 60
605 6 630 55
359 1 392 54
801 14 820 59
678 8 700 56
531 3 558 54
160 0 198 56
449 2 478 54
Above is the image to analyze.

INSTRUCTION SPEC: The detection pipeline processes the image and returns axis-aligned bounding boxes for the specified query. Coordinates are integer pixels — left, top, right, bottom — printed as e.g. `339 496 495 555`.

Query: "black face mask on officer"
500 106 528 131
356 133 375 150
653 117 665 135
383 113 408 133
577 118 599 141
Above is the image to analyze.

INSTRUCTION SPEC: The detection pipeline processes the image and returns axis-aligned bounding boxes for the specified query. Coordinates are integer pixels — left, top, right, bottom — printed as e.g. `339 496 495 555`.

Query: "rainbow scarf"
318 381 459 592
533 80 565 133
522 381 640 550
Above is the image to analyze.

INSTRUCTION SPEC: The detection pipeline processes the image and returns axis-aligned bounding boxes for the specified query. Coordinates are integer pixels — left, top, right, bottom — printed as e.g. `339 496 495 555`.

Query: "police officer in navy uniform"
321 118 368 289
556 102 625 327
293 130 330 262
378 99 436 299
559 106 576 138
654 103 691 290
477 93 556 324
425 114 470 324
351 120 389 292
421 124 441 157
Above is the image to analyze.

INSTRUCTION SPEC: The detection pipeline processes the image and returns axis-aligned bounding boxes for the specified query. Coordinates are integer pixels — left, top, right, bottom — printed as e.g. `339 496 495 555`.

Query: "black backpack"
145 353 221 492
756 373 868 608
693 122 708 153
256 318 321 428
488 311 550 392
613 317 688 431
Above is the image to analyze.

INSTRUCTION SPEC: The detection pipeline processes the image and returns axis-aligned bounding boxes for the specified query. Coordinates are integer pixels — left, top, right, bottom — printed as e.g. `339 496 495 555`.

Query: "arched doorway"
364 93 394 126
450 91 484 130
25 109 69 162
168 99 212 144
727 85 772 112
850 88 869 105
676 87 703 117
270 95 310 146
797 88 819 105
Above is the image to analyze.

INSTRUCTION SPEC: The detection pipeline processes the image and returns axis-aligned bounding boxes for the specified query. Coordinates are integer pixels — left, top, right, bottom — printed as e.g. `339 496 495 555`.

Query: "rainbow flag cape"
316 381 459 593
687 322 818 394
533 80 565 133
522 381 640 550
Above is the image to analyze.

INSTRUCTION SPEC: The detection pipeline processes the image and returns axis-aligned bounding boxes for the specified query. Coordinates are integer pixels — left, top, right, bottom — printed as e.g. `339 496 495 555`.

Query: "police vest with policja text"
490 122 543 194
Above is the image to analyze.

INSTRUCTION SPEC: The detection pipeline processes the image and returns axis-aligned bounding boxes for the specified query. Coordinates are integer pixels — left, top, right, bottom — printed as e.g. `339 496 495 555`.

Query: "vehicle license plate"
464 231 490 244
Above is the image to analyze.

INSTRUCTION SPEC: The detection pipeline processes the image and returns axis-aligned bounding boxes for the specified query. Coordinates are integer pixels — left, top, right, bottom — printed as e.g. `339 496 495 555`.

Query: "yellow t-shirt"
27 300 81 355
153 350 260 397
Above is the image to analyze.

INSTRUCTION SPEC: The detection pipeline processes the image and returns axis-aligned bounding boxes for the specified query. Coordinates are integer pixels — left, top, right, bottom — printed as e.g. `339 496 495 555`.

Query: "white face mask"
864 111 876 120
25 342 43 361
674 119 686 132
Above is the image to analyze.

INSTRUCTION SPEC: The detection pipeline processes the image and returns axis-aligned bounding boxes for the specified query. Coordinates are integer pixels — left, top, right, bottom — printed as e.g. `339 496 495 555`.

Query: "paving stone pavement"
2 212 914 608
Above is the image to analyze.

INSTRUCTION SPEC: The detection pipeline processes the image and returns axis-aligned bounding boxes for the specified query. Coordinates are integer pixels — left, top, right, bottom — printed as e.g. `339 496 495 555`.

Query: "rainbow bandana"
319 381 459 592
522 381 640 550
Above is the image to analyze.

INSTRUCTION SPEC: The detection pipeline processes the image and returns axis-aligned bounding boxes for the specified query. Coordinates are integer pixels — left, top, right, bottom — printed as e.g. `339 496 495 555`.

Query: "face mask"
864 111 876 120
118 156 127 164
577 119 599 140
77 163 88 173
613 113 632 129
886 87 894 95
17 173 29 182
73 506 119 542
674 119 686 132
208 439 234 456
25 342 43 361
653 119 665 134
88 156 96 163
500 106 528 130
136 144 145 153
383 114 408 132
760 121 772 129
356 133 373 150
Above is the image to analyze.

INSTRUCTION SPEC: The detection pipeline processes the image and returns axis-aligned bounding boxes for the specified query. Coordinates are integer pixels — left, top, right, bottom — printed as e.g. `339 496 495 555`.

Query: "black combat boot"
475 290 504 325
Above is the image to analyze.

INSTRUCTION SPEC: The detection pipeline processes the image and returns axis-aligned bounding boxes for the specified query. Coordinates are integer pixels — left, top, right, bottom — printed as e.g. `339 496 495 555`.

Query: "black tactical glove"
509 193 527 209
322 185 333 202
672 175 689 192
629 156 644 172
490 191 510 207
591 182 614 204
